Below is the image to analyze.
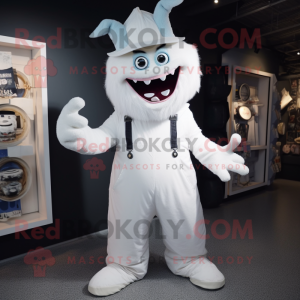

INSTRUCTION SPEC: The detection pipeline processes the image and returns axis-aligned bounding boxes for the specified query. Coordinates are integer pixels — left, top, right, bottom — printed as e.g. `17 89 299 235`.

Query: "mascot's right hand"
56 97 89 152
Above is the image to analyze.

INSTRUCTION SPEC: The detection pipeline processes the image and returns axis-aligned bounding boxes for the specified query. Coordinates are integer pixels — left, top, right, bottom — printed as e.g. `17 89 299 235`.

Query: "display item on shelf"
13 70 31 98
0 52 17 98
0 157 31 202
0 199 21 222
291 144 300 155
236 106 252 121
277 122 286 135
0 68 17 98
1 181 22 196
0 111 17 141
287 101 297 112
287 123 296 130
235 122 249 141
0 168 23 181
280 88 293 110
283 144 291 154
236 83 250 102
0 105 30 149
287 131 296 144
295 137 300 144
290 79 298 99
237 173 250 186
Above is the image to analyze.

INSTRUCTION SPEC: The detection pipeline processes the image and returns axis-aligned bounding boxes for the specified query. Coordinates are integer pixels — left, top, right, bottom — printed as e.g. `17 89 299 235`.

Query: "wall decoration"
0 52 17 98
0 157 31 202
0 104 30 148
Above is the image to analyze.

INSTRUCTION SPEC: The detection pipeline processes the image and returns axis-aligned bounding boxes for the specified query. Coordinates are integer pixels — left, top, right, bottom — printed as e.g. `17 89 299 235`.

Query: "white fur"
105 42 201 121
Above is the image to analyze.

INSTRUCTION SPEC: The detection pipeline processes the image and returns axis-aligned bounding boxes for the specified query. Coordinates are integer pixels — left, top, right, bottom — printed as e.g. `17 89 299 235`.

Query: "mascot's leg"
155 186 225 290
88 181 156 296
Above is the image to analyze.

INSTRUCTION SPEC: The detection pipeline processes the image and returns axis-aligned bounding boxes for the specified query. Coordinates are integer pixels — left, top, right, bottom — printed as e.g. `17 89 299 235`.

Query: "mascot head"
90 0 201 121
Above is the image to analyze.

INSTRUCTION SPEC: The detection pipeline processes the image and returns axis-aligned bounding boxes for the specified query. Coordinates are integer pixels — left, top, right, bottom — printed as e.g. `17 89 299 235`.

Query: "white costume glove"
185 108 249 182
56 97 117 154
195 134 249 182
57 97 89 153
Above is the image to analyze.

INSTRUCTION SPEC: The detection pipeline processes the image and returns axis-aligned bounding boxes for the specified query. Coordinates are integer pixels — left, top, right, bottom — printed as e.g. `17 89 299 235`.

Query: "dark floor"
1 179 300 300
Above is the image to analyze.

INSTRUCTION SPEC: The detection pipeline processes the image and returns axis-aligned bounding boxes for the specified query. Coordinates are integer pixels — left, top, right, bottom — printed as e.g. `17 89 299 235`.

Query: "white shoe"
88 264 137 296
189 258 225 290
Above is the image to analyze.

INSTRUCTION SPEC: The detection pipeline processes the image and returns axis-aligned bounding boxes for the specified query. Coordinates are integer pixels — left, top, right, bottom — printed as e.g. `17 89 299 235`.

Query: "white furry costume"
57 0 249 296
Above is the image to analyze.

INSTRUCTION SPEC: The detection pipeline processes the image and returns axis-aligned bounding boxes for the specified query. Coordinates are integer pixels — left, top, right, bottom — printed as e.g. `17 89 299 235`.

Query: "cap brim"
107 37 185 57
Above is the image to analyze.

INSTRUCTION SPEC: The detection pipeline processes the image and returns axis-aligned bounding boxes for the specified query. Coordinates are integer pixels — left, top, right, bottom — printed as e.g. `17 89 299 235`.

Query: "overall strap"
124 116 133 159
124 115 178 159
169 115 178 158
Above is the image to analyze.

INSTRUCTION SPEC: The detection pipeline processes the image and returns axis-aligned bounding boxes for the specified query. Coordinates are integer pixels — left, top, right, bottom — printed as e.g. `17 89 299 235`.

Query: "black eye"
135 56 148 70
156 53 169 65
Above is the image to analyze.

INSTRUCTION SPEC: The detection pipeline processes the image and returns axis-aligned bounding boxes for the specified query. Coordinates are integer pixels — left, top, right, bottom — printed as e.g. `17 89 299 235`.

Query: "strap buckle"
127 150 133 159
124 115 132 122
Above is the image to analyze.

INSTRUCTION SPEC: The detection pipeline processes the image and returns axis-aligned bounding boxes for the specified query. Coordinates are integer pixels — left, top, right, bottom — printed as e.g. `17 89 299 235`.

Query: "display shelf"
0 35 52 236
222 64 275 197
235 145 268 152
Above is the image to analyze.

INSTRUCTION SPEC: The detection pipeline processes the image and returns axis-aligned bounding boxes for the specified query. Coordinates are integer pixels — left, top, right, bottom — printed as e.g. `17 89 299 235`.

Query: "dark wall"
0 0 279 261
0 1 118 260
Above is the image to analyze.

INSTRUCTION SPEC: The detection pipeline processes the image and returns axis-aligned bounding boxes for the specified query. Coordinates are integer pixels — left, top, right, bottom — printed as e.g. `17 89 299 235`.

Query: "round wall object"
237 106 252 121
0 104 30 149
0 157 32 202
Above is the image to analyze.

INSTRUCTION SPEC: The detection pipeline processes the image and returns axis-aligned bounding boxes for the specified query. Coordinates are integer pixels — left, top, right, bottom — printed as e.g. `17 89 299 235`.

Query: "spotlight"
297 52 300 55
214 0 219 3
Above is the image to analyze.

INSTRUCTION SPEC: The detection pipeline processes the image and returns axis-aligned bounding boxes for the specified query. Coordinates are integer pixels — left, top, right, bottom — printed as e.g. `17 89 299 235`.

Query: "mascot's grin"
126 67 180 103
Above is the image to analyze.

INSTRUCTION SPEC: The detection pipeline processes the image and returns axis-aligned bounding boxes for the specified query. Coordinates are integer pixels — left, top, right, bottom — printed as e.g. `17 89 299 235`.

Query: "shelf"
234 101 264 107
0 35 52 236
231 181 267 195
0 211 51 236
235 145 267 152
222 61 276 198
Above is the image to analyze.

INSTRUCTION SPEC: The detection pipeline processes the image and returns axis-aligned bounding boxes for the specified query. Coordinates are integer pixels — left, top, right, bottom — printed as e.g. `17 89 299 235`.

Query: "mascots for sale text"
57 0 249 296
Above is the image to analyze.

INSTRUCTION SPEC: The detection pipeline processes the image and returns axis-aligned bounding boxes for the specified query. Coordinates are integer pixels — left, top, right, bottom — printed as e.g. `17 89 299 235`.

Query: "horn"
89 19 128 50
153 0 184 37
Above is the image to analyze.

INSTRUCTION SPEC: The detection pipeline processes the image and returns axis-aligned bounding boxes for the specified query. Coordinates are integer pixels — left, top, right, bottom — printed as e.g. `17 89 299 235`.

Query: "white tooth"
133 80 137 83
144 93 155 98
144 80 151 85
161 89 170 96
151 96 160 102
160 75 166 81
170 69 175 75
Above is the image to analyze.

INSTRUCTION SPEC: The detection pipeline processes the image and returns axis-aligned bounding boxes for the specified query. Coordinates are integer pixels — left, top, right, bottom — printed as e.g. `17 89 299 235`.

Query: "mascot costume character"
57 0 249 296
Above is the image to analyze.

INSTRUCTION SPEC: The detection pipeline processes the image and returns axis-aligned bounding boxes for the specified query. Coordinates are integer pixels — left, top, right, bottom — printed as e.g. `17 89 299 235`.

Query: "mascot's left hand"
200 133 249 182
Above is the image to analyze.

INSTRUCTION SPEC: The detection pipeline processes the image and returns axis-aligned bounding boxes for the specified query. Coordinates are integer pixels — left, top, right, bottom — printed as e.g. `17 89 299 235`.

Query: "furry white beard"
105 42 201 121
